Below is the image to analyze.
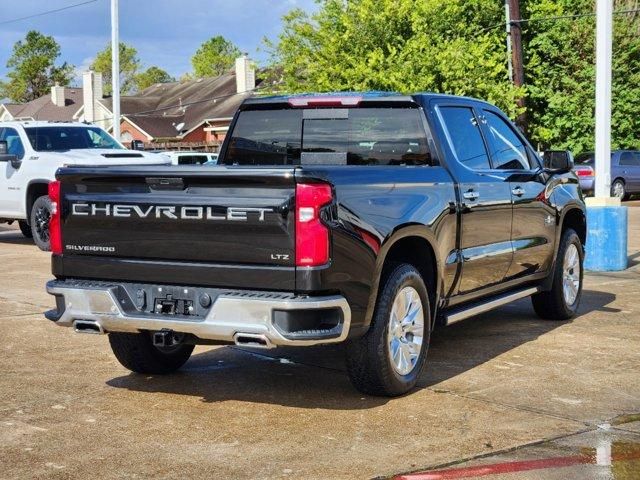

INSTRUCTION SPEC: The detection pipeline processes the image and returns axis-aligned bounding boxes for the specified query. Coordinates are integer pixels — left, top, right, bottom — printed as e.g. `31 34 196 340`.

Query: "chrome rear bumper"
45 280 351 347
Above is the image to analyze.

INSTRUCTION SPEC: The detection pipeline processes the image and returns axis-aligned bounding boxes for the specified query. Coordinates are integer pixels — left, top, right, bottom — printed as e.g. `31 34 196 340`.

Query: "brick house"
99 55 258 150
2 56 259 151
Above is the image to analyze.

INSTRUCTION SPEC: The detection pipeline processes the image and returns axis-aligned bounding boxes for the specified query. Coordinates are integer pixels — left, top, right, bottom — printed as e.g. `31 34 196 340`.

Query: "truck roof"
242 91 493 107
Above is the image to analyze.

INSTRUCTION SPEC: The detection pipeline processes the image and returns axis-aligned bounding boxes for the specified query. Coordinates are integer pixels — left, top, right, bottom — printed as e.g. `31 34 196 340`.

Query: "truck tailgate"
57 167 296 286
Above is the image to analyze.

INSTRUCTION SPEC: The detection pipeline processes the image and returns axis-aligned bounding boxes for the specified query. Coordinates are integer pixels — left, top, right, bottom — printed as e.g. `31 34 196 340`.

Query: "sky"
0 0 317 85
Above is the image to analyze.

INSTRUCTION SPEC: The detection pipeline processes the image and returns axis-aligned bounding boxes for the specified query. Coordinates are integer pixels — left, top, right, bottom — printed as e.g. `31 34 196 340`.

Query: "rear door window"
619 152 640 166
438 106 490 169
223 107 431 166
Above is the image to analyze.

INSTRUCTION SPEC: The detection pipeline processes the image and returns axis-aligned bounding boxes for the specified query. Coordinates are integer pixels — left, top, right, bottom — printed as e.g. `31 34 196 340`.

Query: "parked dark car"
574 151 640 199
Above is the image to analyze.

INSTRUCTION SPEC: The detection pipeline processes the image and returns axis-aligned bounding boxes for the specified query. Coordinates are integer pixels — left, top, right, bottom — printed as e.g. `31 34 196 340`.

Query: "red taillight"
295 183 333 267
48 181 62 255
575 167 594 177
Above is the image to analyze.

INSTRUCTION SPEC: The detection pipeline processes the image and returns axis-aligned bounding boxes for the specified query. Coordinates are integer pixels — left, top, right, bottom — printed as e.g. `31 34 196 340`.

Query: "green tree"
266 0 523 117
269 0 640 153
90 42 140 95
523 0 640 152
0 30 73 102
191 36 241 77
134 66 174 91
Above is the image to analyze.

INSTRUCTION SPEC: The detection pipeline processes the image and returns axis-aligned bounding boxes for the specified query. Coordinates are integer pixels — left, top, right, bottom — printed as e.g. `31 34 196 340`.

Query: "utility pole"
506 0 527 130
111 0 120 142
504 0 513 83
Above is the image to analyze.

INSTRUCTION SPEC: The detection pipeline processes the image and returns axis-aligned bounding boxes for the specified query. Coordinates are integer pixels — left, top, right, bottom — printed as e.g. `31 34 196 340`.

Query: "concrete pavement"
0 208 639 479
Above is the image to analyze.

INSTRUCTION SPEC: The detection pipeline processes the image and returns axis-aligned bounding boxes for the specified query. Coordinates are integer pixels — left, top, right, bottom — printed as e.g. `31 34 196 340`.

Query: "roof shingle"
103 73 259 139
2 88 83 122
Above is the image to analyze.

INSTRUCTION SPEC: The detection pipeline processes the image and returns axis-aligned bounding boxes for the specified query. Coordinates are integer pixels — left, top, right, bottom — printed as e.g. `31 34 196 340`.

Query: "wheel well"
382 236 438 322
562 208 586 247
26 183 49 223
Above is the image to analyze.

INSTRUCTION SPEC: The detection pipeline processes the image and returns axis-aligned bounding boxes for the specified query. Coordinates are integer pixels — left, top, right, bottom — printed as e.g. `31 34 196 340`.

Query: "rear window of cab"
223 107 432 166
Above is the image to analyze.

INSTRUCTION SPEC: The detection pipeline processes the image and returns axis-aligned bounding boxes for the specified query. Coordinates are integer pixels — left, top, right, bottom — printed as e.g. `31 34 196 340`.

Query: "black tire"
30 195 53 251
108 332 194 374
532 228 583 320
345 263 431 397
611 179 628 201
18 220 33 238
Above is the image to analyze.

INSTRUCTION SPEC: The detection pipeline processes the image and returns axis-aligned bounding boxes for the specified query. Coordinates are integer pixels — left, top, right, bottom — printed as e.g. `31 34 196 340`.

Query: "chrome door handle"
462 191 480 200
512 187 525 197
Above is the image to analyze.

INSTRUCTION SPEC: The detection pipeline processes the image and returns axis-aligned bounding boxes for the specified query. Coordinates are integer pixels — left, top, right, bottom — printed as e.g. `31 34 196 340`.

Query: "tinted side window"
0 128 25 159
439 106 490 169
619 152 640 166
483 111 530 170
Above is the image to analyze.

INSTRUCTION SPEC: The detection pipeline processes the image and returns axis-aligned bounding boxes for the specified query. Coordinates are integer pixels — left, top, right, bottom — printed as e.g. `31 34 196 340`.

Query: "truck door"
0 127 27 218
479 109 556 279
436 105 513 295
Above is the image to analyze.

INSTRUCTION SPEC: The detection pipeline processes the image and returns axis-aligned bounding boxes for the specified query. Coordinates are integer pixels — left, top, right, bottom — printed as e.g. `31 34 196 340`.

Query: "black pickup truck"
45 93 586 396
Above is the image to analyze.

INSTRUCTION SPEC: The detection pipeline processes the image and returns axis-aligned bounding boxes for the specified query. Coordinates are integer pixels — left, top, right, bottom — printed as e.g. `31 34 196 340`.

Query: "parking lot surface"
1 208 639 479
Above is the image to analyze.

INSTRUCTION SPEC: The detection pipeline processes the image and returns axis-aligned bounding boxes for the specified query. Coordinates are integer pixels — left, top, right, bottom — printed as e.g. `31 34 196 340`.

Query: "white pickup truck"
0 121 169 250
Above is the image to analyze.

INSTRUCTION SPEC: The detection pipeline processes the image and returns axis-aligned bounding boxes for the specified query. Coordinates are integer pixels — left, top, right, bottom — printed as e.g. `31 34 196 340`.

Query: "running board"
444 287 541 326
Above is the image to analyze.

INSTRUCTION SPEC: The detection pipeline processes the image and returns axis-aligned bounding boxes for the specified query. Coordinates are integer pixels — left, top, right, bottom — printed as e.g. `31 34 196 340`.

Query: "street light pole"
584 0 627 273
111 0 120 142
594 0 613 198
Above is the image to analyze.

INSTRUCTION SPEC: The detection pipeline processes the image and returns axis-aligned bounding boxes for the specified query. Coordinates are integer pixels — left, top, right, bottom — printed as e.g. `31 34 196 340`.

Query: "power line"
479 8 640 34
0 0 99 26
515 8 640 25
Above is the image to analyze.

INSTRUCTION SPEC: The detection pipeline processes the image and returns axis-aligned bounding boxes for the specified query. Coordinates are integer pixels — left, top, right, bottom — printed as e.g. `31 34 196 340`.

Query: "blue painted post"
584 205 628 271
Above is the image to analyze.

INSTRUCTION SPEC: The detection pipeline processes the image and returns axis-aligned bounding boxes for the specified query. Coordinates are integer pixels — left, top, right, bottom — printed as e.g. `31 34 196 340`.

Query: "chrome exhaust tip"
233 332 273 349
73 320 104 334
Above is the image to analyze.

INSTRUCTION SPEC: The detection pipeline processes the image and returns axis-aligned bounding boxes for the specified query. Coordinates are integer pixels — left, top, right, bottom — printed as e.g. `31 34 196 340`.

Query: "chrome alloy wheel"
387 286 425 376
562 243 581 306
612 181 625 199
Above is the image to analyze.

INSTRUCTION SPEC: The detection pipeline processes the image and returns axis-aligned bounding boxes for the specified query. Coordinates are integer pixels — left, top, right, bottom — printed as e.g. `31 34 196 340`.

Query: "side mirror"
542 150 574 172
0 140 20 169
130 140 145 151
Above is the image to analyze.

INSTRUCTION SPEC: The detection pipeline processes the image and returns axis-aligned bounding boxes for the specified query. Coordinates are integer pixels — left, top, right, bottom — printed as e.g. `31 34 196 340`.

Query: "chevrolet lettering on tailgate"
70 203 274 221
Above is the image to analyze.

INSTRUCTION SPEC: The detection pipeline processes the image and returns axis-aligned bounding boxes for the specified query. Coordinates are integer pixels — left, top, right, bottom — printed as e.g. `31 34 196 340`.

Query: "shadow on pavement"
421 289 615 387
107 343 392 410
106 289 615 408
0 228 32 246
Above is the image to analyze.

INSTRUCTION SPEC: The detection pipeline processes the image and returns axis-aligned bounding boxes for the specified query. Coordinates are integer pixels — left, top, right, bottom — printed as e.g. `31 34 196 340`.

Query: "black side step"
443 287 541 326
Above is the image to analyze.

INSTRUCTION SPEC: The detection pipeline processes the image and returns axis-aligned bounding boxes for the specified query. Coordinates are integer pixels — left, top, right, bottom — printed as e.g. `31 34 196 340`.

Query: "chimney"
51 84 65 107
235 54 255 94
82 71 103 123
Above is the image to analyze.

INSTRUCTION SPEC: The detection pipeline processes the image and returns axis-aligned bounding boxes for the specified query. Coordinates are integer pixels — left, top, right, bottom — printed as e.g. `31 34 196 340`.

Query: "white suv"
0 121 170 250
